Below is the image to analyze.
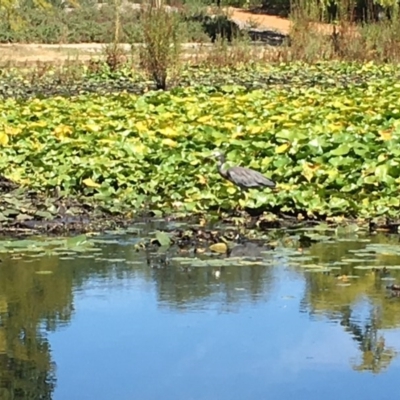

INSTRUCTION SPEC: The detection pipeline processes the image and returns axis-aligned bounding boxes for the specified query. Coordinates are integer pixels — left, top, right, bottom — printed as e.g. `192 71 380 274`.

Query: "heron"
208 150 276 206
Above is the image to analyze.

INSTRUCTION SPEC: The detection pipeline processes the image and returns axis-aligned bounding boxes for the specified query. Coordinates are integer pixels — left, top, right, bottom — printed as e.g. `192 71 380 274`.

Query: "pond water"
1 224 400 400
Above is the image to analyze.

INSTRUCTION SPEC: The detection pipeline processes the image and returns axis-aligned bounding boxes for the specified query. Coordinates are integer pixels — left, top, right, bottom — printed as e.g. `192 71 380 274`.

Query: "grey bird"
209 150 276 191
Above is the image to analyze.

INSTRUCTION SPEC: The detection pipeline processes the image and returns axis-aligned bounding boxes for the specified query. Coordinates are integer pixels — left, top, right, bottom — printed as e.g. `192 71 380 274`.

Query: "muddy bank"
0 176 134 236
0 176 321 237
1 176 397 239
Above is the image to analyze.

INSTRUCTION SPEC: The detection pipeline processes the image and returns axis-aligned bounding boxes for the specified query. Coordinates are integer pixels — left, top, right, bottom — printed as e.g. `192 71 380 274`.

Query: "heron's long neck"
217 157 228 178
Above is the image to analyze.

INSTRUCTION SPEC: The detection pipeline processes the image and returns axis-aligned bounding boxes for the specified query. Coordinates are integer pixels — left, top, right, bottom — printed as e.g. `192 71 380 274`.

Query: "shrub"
138 4 183 90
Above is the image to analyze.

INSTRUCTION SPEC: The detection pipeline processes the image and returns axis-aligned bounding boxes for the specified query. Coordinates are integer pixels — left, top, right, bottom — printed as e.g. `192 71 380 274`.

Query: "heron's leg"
233 189 243 213
238 189 248 210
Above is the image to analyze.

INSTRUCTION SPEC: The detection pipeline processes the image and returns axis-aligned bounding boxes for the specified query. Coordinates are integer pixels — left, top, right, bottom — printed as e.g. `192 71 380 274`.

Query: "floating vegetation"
341 258 377 263
0 63 400 229
0 234 101 259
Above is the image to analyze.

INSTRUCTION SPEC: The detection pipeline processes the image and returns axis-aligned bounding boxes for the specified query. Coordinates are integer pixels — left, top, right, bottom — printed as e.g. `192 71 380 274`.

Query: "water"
1 228 400 400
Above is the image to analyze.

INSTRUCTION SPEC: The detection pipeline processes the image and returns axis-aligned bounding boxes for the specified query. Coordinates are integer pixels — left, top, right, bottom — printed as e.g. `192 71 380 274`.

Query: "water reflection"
0 230 400 399
154 263 275 312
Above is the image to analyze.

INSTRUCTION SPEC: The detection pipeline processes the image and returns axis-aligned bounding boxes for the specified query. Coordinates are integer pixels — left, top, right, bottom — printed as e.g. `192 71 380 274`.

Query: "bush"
0 2 218 44
138 4 183 90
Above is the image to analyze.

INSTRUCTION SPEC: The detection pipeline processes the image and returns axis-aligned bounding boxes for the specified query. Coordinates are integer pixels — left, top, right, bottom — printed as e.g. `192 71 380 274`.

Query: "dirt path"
229 7 339 35
229 7 291 34
0 43 209 64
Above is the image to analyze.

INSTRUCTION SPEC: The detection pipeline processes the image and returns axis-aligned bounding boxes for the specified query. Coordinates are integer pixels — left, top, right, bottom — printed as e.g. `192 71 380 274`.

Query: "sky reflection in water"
0 230 399 400
49 242 400 400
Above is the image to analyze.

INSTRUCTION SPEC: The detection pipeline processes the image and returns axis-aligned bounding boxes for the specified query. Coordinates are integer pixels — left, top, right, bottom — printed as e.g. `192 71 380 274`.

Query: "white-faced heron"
210 150 276 189
208 150 276 206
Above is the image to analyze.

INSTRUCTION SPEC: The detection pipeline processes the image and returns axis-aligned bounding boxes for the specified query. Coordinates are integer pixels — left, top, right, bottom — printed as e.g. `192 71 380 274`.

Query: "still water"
1 225 400 400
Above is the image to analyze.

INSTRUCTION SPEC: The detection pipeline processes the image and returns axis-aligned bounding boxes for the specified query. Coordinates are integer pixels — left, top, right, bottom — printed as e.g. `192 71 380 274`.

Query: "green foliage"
269 0 399 22
0 3 210 44
0 4 139 43
1 62 400 218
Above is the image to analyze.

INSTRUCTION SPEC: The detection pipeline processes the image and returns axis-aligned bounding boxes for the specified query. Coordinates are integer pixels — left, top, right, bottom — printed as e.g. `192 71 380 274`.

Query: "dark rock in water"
387 284 400 291
228 241 273 258
0 176 19 192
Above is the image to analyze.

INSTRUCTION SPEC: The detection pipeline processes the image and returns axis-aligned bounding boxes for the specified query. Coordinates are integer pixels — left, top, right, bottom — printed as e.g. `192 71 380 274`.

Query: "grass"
285 0 400 63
